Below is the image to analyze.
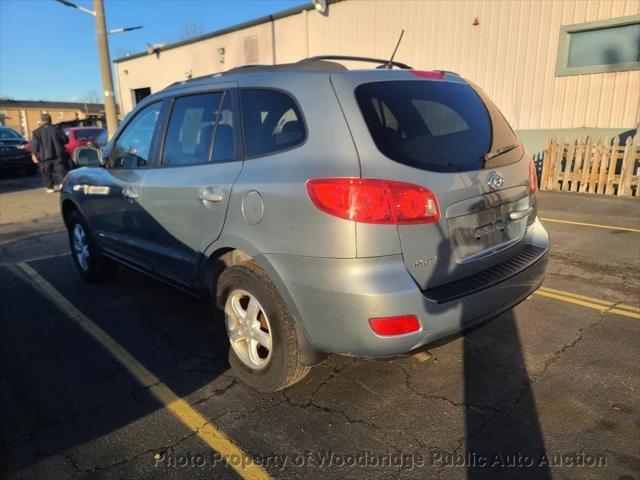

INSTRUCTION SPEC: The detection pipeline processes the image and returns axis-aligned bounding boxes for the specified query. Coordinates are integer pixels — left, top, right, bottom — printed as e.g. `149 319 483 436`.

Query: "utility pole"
54 0 141 137
94 0 118 138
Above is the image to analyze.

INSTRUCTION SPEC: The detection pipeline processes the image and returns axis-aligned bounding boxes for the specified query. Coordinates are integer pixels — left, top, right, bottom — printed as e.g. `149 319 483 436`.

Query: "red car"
64 127 106 160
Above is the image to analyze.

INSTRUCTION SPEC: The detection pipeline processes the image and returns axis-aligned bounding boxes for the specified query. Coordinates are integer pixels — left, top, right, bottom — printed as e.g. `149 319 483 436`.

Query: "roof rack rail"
306 55 412 70
167 58 348 87
166 56 416 89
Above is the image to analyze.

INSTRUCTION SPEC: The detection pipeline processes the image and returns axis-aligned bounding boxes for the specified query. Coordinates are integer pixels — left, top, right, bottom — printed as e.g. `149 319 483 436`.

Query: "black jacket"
31 124 68 162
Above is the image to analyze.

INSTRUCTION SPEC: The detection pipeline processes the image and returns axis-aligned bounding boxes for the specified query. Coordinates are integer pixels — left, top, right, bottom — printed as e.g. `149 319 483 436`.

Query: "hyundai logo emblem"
487 171 504 190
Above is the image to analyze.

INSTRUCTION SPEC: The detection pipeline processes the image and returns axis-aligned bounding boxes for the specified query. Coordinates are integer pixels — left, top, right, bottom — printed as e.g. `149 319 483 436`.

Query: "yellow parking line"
534 287 640 320
539 217 640 233
539 287 640 313
15 262 271 480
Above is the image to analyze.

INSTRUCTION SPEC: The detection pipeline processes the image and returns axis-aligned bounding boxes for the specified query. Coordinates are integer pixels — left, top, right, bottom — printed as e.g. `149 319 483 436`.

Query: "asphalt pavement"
0 176 638 480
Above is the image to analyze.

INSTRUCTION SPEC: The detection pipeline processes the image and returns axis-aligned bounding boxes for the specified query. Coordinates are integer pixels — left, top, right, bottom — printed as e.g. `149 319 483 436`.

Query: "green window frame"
555 15 640 76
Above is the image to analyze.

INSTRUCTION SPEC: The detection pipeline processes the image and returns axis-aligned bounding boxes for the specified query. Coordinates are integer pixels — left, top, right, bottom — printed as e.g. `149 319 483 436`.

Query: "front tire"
217 261 310 392
67 210 116 283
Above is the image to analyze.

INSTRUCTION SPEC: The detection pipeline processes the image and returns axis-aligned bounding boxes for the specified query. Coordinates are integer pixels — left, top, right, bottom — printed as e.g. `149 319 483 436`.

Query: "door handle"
509 206 533 220
122 186 139 199
198 188 223 203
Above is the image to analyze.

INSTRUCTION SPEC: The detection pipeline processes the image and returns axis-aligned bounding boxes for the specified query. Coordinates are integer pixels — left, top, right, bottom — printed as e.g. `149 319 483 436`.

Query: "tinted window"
0 128 22 140
356 81 492 172
163 93 222 167
110 102 162 169
74 128 104 140
241 89 305 157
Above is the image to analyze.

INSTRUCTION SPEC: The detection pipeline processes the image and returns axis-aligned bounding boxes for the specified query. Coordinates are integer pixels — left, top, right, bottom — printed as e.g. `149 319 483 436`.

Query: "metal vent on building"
244 35 259 63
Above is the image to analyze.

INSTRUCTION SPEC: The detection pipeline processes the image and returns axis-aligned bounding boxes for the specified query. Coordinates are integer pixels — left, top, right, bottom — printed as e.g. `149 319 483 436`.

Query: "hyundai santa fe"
60 57 548 392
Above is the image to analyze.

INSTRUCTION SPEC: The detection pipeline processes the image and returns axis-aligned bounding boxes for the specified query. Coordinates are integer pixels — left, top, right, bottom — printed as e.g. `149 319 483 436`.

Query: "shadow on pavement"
0 258 233 479
0 171 42 194
463 309 551 479
0 205 553 479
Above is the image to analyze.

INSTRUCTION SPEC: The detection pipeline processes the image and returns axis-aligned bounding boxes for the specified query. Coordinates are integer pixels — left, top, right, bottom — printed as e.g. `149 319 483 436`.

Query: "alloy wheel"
72 223 90 272
225 289 273 370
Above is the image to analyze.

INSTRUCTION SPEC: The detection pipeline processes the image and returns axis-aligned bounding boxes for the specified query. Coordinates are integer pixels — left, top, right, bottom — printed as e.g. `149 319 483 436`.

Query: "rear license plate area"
448 202 527 262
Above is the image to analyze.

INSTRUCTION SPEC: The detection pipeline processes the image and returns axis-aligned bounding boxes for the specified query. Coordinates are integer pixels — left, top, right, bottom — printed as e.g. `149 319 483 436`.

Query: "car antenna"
384 29 405 69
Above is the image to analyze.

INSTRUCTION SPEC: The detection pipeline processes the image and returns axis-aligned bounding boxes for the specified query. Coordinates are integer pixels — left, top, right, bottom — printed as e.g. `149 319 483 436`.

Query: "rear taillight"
369 315 421 336
528 158 538 195
306 178 440 225
17 143 31 152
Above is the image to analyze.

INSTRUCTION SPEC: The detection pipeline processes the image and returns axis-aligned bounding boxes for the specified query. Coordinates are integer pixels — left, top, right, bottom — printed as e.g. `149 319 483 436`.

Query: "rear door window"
240 89 305 157
356 81 495 172
162 93 222 167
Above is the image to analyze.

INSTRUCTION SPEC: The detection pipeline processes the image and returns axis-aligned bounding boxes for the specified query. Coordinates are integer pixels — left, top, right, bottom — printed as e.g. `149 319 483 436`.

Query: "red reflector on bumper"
369 315 420 336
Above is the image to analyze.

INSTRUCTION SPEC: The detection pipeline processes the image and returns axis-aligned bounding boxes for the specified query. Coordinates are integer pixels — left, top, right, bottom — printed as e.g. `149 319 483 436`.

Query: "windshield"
0 128 23 140
356 81 494 172
74 128 104 140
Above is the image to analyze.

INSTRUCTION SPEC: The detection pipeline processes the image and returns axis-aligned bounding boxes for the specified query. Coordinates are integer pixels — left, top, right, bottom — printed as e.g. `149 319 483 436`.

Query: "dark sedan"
0 127 36 175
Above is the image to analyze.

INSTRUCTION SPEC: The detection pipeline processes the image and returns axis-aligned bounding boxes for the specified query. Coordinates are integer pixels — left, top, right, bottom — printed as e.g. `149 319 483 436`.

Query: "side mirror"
74 146 103 167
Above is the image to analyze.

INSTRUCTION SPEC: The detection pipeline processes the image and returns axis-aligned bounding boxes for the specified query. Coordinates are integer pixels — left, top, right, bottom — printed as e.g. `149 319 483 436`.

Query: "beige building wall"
0 108 24 134
116 21 276 113
115 0 640 132
0 107 87 139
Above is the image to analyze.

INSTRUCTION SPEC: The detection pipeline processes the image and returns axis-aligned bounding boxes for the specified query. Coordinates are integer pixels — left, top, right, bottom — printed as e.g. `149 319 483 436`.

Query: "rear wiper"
484 144 519 161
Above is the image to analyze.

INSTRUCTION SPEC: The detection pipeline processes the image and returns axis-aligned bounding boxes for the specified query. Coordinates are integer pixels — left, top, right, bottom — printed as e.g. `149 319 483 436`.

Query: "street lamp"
53 0 143 138
109 26 143 34
54 0 95 16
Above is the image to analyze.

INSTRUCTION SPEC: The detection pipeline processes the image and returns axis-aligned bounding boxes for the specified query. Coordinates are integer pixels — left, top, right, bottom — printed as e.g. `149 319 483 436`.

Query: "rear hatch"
0 130 29 161
73 128 103 147
332 71 533 290
0 140 25 160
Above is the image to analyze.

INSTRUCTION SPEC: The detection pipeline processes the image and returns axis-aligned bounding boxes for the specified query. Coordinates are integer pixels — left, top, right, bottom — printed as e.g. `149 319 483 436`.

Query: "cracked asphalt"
0 175 639 480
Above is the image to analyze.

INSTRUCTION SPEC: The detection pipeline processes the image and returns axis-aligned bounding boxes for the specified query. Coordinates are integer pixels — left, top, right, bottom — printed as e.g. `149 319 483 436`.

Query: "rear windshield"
74 128 103 140
0 128 22 140
356 81 493 172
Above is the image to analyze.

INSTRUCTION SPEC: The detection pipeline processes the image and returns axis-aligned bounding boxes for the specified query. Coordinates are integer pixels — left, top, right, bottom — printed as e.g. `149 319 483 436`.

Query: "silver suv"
61 57 548 391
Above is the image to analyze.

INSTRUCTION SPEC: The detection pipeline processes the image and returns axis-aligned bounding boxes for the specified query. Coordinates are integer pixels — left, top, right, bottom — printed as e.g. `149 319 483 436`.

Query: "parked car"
64 127 106 163
60 57 549 391
0 127 35 175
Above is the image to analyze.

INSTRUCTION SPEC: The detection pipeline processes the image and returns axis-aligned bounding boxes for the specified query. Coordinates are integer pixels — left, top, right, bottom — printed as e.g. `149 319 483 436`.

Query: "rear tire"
217 261 310 392
67 210 116 283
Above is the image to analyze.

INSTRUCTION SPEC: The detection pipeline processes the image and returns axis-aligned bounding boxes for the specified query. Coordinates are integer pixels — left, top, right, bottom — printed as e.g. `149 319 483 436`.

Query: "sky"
0 0 308 102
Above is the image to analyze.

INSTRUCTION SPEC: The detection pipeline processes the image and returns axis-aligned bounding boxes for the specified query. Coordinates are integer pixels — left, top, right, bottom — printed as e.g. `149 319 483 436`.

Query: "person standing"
31 113 68 193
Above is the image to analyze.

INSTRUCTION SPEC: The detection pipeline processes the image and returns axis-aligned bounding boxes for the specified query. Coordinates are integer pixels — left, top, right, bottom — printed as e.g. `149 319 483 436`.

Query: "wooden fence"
539 135 639 197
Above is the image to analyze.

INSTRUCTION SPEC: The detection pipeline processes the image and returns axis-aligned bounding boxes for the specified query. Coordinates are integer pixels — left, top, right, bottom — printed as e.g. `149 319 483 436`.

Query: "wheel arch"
61 198 81 229
201 242 327 366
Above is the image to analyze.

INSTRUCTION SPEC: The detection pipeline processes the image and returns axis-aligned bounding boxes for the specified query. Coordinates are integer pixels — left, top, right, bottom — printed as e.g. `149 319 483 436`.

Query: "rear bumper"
0 154 33 169
262 218 548 356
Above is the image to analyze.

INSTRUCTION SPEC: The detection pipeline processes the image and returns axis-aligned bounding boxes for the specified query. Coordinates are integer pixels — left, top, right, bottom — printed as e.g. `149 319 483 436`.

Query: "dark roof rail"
306 55 412 70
